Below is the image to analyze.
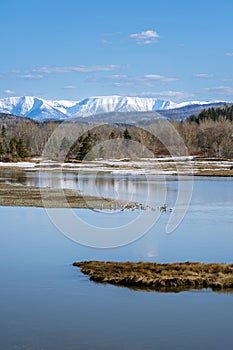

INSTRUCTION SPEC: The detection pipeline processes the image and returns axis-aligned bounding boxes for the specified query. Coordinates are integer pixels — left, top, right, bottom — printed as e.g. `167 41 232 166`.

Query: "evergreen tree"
0 141 4 160
109 131 116 139
1 125 6 139
78 135 92 160
66 141 80 160
16 139 30 158
123 128 132 140
9 138 18 158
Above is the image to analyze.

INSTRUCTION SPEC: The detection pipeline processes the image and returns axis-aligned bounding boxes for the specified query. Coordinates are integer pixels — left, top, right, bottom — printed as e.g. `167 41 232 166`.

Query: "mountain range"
0 95 229 121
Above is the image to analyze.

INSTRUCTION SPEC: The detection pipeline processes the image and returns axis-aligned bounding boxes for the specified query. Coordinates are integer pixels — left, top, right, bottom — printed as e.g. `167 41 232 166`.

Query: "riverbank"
73 261 233 292
0 183 129 209
1 157 233 176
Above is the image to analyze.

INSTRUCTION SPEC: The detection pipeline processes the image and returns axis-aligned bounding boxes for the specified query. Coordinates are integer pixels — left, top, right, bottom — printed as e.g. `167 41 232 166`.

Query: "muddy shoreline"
0 183 128 209
73 261 233 292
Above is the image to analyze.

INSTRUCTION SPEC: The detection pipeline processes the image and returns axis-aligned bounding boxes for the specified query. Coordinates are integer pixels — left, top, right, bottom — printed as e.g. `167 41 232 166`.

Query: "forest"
0 104 233 161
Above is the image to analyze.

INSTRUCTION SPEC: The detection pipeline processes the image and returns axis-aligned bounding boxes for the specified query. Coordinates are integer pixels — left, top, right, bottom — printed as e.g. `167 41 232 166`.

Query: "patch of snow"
0 162 37 168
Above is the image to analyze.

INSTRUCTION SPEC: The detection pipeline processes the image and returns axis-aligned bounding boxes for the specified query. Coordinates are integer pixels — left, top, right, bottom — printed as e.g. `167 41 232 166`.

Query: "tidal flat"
0 183 128 209
74 261 233 292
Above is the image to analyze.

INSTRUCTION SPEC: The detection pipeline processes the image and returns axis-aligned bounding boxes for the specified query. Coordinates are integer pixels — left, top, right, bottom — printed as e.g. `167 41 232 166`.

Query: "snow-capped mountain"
0 95 226 121
0 96 77 120
67 96 174 116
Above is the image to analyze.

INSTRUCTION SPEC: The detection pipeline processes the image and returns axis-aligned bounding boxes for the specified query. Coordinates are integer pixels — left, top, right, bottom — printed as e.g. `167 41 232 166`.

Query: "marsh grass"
73 261 233 292
0 183 127 209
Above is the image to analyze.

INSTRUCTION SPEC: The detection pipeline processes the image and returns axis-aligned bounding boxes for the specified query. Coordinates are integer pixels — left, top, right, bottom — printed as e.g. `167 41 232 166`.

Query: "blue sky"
0 0 233 101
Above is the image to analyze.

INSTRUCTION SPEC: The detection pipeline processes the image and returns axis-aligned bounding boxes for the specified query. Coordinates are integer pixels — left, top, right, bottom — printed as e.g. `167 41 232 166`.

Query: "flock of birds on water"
95 202 173 212
120 203 173 212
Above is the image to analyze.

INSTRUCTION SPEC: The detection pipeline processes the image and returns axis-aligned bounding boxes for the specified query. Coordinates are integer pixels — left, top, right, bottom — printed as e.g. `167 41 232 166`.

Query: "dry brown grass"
0 183 126 209
73 261 233 292
194 169 233 176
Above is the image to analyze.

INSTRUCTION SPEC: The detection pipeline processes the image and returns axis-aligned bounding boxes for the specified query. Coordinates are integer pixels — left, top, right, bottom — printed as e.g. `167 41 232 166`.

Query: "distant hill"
72 102 228 125
0 113 34 128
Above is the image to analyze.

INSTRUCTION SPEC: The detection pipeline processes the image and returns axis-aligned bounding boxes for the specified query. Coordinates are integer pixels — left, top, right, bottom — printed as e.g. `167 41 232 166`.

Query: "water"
0 170 233 349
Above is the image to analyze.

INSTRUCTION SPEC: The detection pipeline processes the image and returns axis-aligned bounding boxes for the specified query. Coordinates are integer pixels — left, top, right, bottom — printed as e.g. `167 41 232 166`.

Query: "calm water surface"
0 170 233 349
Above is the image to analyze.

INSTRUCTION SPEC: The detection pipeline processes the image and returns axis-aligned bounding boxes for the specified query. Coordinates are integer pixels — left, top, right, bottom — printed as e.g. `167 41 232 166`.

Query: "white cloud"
222 79 233 82
110 74 128 79
88 75 134 88
98 39 112 44
194 73 213 79
204 86 233 96
88 73 179 88
131 91 194 101
3 89 15 95
63 85 77 89
130 30 159 45
33 65 120 73
18 74 43 80
143 74 179 82
225 53 233 56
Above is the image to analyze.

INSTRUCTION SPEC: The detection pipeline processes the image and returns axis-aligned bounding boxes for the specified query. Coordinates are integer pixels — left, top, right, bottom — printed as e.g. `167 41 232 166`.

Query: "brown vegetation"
1 105 233 161
73 261 233 292
0 183 127 209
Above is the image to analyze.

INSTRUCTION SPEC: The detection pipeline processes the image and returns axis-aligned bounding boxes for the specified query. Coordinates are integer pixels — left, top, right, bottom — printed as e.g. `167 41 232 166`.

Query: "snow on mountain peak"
0 95 227 121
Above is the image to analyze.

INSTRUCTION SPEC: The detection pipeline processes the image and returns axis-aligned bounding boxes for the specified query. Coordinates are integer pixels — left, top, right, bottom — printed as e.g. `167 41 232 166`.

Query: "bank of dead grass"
73 261 233 292
0 183 126 209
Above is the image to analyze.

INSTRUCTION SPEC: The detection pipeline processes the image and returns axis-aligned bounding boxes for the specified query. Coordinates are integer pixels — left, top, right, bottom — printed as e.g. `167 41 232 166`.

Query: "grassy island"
73 261 233 292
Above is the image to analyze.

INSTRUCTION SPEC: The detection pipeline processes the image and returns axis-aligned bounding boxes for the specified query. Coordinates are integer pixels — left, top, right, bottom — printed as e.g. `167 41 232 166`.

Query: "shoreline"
73 261 233 293
0 157 233 177
0 183 130 209
0 159 232 208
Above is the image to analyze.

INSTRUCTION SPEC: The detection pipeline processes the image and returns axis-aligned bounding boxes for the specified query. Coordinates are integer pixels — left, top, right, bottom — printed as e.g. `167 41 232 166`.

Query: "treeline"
0 120 170 161
0 104 233 161
189 104 233 123
0 121 57 161
65 125 168 160
177 105 233 157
